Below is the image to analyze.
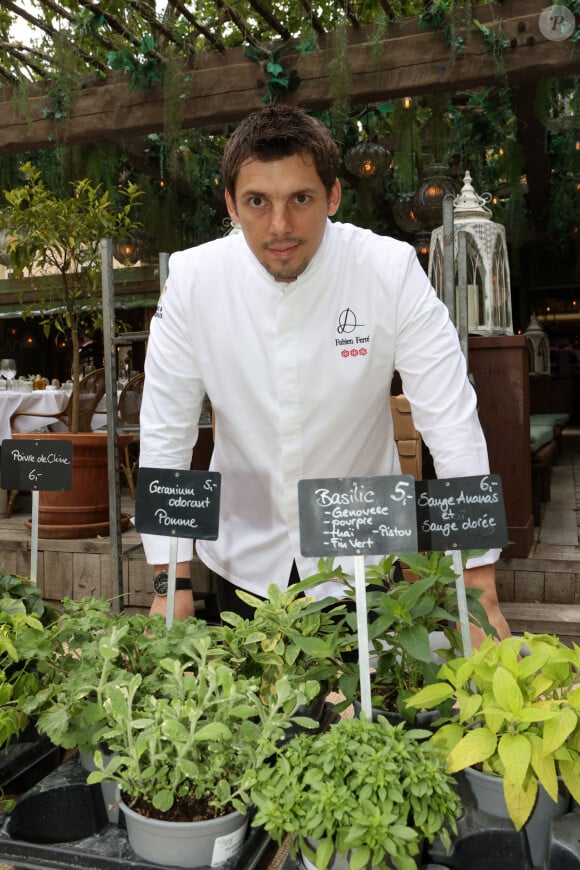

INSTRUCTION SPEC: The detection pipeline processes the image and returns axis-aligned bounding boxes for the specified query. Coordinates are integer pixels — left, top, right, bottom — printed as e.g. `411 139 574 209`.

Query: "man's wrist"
152 572 193 596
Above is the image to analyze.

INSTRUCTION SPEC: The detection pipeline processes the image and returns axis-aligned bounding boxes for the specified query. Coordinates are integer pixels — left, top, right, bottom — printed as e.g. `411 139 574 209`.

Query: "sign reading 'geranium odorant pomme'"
135 467 220 540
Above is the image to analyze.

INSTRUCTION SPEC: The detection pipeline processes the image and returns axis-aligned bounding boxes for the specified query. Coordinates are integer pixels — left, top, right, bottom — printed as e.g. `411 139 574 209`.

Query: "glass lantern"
344 142 391 179
413 163 457 228
524 313 550 375
428 171 513 336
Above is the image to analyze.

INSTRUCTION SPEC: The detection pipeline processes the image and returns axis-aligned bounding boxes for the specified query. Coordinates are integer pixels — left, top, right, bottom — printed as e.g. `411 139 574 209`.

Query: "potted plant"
0 163 142 537
0 570 58 627
23 596 220 756
86 640 317 868
406 632 580 867
0 603 53 753
250 713 461 870
213 580 352 708
0 162 142 433
305 552 492 724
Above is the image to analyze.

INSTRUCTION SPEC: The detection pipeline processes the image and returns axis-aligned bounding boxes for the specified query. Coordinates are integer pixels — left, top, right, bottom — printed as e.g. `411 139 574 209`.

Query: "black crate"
0 753 271 870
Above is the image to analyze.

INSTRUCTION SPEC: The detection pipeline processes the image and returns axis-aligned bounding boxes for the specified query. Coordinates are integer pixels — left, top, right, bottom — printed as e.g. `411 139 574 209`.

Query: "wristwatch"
152 572 193 596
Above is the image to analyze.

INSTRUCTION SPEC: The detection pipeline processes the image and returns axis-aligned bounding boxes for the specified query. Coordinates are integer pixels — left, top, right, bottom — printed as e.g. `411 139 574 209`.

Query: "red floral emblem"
341 350 350 358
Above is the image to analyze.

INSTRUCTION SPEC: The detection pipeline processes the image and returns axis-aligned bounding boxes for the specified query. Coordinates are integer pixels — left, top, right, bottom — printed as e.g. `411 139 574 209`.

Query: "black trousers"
214 561 301 620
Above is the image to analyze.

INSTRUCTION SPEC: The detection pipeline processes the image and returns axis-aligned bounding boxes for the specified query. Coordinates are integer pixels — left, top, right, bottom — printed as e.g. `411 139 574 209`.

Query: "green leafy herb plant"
22 596 220 755
87 651 316 820
250 714 461 870
306 552 491 722
213 581 351 703
407 632 580 831
0 571 58 626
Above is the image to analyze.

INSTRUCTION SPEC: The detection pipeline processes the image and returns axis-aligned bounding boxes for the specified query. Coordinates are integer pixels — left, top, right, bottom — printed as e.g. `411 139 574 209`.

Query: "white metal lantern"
524 312 550 375
428 171 513 335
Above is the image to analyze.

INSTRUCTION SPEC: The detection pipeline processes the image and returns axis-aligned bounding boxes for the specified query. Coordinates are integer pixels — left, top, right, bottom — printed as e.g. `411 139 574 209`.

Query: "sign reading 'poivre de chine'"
0 439 73 491
298 475 418 556
135 467 221 540
415 474 508 551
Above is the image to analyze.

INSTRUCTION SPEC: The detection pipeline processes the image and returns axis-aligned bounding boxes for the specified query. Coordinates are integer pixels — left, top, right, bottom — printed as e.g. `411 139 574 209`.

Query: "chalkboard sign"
415 474 508 551
298 475 418 557
0 439 73 491
135 467 221 540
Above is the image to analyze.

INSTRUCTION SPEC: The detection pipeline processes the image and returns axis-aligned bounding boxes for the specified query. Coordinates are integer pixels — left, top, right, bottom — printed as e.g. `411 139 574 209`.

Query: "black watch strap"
153 572 193 596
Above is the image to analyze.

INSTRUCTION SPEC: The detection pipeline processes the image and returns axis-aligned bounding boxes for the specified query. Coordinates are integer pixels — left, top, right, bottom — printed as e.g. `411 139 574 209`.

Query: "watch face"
153 572 169 596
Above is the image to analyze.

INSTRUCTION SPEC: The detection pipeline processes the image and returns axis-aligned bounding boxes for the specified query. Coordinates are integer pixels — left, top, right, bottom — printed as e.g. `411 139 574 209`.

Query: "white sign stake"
451 550 472 658
165 536 179 630
354 555 372 719
30 490 39 584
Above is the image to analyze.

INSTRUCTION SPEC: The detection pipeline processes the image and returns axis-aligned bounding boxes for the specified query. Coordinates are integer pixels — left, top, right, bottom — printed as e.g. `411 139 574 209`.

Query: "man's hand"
464 563 511 648
149 589 195 619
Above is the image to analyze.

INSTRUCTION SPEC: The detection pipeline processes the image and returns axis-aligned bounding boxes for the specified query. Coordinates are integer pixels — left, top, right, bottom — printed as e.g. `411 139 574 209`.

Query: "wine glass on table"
0 358 17 390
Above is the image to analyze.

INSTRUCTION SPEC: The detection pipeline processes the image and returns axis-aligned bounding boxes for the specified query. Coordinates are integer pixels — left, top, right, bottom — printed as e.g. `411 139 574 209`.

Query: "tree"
0 163 142 432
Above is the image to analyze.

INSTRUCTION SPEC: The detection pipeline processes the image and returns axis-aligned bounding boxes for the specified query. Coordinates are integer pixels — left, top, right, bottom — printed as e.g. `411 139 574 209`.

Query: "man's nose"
269 203 293 235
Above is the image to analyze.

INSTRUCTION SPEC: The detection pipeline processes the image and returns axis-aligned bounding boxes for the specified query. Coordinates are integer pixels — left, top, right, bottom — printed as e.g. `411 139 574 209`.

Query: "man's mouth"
265 240 302 259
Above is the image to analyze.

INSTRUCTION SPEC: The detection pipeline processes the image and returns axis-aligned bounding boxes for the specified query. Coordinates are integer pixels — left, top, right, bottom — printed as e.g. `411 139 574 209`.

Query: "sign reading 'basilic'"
298 474 507 556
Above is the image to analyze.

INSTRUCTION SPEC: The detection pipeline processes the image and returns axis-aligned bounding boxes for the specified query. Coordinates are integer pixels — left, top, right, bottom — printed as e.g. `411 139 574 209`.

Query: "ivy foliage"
2 1 509 86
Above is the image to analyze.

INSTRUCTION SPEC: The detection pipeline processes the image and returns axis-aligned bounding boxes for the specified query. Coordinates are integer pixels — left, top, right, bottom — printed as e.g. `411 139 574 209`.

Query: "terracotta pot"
15 431 132 539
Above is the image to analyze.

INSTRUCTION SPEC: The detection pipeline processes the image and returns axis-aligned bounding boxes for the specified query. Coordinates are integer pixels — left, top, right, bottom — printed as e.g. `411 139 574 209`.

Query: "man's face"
225 153 341 282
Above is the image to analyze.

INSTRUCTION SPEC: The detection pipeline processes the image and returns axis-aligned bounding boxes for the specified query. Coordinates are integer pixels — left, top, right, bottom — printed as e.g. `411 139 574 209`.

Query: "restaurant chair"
118 372 144 499
5 368 106 517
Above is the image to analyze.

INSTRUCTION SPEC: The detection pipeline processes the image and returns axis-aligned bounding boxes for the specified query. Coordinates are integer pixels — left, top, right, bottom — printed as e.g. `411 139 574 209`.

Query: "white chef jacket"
140 220 498 596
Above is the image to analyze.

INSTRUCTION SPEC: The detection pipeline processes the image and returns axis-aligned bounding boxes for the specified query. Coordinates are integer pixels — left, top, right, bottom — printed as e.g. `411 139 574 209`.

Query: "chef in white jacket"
140 103 510 645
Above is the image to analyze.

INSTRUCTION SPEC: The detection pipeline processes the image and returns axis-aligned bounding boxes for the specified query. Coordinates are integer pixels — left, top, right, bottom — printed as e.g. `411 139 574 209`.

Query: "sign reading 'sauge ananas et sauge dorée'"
298 474 507 557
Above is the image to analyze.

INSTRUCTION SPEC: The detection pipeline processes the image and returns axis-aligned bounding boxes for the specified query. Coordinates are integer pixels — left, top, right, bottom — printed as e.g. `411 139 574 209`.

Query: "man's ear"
327 179 341 217
225 190 239 223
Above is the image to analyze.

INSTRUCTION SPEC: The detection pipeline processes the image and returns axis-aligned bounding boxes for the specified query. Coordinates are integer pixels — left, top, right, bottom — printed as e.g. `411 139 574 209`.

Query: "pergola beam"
0 0 577 154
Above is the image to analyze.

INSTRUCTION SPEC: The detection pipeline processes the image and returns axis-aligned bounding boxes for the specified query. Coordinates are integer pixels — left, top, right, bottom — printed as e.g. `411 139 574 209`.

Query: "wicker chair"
118 372 144 498
5 368 107 517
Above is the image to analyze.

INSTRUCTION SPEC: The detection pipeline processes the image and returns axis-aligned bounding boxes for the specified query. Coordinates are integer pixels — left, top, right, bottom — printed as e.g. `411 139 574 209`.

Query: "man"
140 104 510 644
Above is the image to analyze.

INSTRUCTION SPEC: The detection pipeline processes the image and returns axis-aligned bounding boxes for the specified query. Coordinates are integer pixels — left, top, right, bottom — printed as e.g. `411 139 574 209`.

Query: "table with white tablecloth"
0 389 70 446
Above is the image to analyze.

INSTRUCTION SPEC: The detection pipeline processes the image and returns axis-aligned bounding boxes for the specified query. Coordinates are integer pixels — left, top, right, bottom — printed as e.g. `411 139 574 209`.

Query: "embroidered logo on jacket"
335 307 370 356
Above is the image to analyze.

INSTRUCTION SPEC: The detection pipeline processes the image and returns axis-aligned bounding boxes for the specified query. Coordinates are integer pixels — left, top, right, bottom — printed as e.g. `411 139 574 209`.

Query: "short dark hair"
221 105 340 199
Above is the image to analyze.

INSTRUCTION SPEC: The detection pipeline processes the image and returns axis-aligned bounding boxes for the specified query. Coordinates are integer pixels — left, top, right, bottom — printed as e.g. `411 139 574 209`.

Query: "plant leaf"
543 707 578 755
559 759 580 805
498 733 531 787
493 667 523 714
503 774 537 831
447 728 497 773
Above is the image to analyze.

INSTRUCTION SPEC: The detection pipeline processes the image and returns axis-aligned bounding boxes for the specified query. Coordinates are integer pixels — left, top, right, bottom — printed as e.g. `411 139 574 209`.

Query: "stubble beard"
262 239 309 283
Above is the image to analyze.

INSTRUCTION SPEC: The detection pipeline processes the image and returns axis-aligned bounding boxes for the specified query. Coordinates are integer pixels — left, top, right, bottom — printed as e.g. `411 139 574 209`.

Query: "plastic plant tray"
0 754 271 870
0 729 61 795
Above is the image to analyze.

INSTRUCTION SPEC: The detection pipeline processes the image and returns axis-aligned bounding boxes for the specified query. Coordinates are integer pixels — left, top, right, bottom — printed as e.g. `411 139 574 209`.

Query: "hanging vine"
328 18 352 145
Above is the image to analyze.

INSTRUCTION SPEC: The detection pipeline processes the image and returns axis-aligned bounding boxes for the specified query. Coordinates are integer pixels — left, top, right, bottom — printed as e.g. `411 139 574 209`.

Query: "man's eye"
249 196 265 207
295 194 310 205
